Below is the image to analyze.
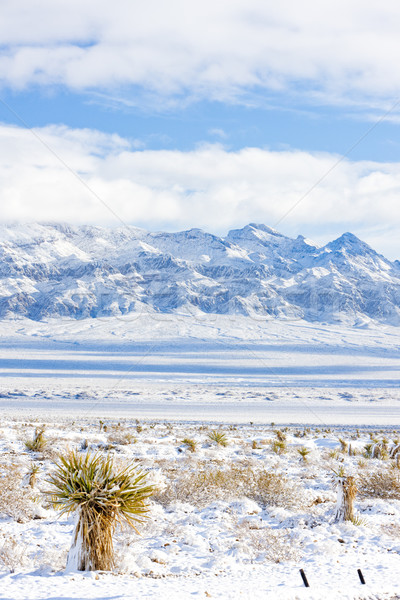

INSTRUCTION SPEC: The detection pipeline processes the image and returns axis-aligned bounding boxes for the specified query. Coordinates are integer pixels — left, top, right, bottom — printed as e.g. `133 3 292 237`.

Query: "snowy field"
2 417 400 600
0 316 399 424
1 316 400 598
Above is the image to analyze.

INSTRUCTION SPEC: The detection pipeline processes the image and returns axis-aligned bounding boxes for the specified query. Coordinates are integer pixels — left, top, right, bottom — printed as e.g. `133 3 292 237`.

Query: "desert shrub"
381 522 400 538
275 430 286 442
107 432 135 446
25 427 47 452
358 469 400 499
45 451 154 571
297 447 311 462
0 534 28 572
208 430 228 447
181 438 197 452
154 464 302 509
235 524 303 563
0 464 37 521
271 440 286 455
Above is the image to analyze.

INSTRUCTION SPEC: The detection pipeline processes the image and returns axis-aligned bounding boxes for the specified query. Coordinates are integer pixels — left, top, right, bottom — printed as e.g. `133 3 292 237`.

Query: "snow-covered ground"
2 417 400 599
1 315 400 598
0 316 399 424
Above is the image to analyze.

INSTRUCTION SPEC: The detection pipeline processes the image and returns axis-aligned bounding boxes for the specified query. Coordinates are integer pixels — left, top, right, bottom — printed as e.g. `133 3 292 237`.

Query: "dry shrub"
0 534 28 572
235 523 303 563
107 432 135 446
0 464 36 521
25 427 47 452
381 522 400 538
358 469 400 499
154 464 302 509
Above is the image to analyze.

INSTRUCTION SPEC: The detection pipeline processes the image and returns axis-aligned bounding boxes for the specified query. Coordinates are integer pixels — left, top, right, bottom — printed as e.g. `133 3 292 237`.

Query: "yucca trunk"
67 506 115 571
334 475 356 522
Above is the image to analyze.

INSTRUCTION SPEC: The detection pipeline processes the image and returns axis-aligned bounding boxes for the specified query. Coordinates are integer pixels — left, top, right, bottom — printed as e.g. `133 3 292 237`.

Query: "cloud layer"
1 1 400 108
0 123 400 258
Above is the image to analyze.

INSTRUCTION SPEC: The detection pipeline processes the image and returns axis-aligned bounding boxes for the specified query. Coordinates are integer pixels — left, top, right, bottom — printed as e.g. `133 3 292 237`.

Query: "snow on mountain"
1 222 400 325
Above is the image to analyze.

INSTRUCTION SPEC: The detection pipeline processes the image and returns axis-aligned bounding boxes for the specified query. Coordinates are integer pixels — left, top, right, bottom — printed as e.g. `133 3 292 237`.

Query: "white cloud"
0 123 400 258
1 1 400 108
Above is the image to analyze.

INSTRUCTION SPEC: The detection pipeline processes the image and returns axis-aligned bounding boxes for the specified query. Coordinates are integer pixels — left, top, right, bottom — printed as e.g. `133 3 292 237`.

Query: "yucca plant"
333 467 357 523
181 438 197 452
208 430 228 447
297 446 311 462
45 451 154 571
271 439 286 455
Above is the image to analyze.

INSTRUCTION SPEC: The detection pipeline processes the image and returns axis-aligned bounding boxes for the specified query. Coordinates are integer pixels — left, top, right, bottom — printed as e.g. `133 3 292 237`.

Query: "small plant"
297 447 311 462
271 440 286 455
251 440 261 450
45 451 154 571
181 438 197 452
338 438 348 453
275 430 286 442
25 427 47 452
26 463 40 488
364 443 374 458
208 430 228 447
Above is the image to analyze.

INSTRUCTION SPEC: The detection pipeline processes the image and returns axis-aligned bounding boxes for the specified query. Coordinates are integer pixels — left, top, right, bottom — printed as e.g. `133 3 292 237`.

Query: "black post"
299 568 310 587
357 569 366 585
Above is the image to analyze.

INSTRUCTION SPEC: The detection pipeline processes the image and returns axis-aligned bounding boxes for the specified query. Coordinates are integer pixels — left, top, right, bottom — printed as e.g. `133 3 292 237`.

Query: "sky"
1 0 400 258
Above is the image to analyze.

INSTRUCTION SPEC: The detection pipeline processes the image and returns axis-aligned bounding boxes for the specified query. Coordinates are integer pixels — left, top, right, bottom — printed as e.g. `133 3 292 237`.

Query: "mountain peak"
326 232 376 255
1 222 399 325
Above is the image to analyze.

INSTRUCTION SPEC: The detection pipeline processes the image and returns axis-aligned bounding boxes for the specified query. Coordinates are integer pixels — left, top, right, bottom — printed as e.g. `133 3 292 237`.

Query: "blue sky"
1 1 400 258
3 88 400 162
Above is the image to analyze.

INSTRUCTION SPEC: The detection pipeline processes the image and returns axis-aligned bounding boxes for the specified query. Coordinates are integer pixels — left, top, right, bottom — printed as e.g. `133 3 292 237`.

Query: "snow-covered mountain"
1 222 400 325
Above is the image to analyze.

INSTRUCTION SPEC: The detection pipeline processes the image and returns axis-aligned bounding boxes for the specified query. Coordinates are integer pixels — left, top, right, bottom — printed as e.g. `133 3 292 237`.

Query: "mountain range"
1 222 400 326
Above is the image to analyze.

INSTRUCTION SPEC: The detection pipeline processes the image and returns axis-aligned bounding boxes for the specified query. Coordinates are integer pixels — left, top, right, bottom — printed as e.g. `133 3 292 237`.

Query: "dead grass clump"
235 524 303 563
251 471 301 508
155 465 302 509
358 469 400 499
0 534 28 572
107 432 135 446
0 464 37 521
381 522 400 538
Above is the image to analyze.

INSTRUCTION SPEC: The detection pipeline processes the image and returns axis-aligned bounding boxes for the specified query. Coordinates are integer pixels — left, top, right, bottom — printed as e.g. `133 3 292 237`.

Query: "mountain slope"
1 222 400 325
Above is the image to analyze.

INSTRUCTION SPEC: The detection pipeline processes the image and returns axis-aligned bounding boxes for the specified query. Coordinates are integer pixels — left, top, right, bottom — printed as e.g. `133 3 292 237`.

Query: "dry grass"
154 463 303 509
358 469 400 499
235 523 303 563
0 463 37 522
0 534 28 572
107 432 135 446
